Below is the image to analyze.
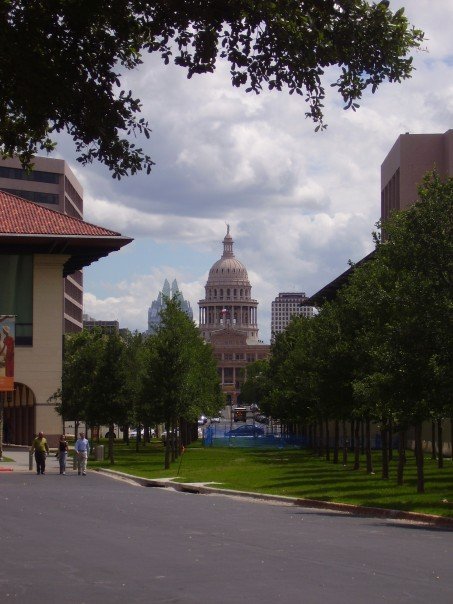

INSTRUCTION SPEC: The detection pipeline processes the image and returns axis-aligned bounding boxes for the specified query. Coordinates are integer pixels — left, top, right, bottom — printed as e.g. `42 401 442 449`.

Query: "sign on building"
0 315 15 391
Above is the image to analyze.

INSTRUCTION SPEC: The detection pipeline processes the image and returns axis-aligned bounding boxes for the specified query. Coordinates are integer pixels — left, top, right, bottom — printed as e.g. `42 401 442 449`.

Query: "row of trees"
242 173 452 493
55 299 223 468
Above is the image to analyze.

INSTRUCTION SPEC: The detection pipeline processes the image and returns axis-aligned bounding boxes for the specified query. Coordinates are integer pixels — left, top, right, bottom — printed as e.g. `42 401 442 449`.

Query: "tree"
339 172 453 492
89 332 131 464
0 1 423 177
57 329 104 427
140 297 222 468
56 329 133 464
239 359 270 409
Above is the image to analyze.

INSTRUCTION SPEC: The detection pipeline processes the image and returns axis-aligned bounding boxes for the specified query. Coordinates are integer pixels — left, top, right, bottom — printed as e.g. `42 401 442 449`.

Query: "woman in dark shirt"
58 435 69 475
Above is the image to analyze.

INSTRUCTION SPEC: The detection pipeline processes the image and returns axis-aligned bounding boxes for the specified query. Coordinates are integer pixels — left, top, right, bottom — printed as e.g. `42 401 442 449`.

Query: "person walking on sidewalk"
57 434 69 475
74 432 90 476
30 431 50 475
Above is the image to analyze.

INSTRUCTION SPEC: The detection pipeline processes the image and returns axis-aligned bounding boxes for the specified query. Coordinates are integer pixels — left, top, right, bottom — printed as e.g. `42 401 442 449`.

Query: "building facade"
198 227 269 406
271 292 314 340
381 129 453 223
147 278 193 333
83 315 120 335
0 156 84 333
0 191 132 446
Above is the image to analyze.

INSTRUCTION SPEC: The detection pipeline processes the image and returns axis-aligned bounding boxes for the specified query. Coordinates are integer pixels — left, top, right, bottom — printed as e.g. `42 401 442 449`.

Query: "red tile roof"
0 190 121 236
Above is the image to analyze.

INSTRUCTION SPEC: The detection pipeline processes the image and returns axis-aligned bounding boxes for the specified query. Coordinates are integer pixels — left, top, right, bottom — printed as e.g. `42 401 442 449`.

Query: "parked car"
129 428 156 438
225 425 265 438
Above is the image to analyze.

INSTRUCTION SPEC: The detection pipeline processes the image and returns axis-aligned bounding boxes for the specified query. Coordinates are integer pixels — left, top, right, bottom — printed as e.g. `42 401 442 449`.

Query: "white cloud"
49 3 453 343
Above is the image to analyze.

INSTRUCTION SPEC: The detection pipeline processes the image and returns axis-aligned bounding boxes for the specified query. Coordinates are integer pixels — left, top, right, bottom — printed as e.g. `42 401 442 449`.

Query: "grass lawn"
90 440 453 518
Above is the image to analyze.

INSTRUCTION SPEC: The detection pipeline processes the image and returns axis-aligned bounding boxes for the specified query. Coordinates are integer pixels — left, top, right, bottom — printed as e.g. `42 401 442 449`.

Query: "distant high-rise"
271 292 314 340
0 155 84 333
147 279 193 333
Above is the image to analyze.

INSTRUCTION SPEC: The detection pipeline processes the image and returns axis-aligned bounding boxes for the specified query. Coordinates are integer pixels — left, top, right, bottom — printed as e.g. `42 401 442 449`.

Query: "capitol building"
198 227 270 406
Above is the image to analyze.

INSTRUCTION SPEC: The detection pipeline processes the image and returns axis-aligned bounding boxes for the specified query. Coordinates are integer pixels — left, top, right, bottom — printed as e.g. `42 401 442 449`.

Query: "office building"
147 278 193 333
271 292 314 340
83 315 120 335
381 129 453 223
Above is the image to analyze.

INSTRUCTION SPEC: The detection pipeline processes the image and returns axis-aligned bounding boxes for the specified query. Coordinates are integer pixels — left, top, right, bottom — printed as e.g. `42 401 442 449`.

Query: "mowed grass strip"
91 441 453 517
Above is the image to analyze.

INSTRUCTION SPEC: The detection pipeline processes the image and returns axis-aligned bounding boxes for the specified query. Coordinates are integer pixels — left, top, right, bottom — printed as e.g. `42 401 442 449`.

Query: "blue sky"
51 1 453 343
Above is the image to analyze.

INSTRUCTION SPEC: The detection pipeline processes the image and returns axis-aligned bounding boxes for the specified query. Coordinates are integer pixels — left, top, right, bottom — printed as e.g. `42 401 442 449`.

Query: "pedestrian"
74 432 90 476
30 431 50 475
57 434 69 475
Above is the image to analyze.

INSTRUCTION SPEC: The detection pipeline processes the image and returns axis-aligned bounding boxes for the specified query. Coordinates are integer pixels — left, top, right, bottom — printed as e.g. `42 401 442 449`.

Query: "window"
0 255 33 345
224 368 234 384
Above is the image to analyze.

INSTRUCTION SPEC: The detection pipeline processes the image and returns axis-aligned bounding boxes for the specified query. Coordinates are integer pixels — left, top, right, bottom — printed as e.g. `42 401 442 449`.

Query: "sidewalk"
0 446 71 474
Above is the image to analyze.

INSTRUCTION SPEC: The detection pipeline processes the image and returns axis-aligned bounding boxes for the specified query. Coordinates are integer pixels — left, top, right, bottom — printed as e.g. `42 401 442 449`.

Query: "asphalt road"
1 471 452 604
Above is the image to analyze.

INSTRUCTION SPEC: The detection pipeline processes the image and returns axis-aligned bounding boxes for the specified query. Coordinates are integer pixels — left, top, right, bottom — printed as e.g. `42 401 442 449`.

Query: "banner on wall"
0 315 15 391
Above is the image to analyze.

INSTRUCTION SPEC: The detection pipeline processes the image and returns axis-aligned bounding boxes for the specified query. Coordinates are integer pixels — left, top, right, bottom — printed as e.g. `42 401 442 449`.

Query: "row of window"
0 166 60 184
207 287 250 299
1 187 59 205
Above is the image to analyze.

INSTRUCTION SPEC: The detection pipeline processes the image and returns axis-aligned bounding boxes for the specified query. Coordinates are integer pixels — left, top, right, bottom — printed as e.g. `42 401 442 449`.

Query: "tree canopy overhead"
0 1 424 177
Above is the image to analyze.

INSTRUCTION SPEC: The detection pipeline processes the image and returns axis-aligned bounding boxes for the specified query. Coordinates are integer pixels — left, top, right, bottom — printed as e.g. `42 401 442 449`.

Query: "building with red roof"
0 190 132 447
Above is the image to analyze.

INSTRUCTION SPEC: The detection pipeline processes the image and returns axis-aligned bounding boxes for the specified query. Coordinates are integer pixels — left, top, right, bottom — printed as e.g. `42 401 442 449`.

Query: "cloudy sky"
54 1 453 343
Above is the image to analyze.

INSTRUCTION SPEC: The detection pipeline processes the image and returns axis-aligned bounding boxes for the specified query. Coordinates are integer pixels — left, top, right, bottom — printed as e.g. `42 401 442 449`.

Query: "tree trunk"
164 421 171 469
318 419 324 457
325 418 330 461
396 429 406 486
437 418 444 469
365 416 373 474
350 420 355 452
333 419 339 464
451 418 453 461
414 422 425 494
124 426 129 445
381 422 389 480
360 420 365 455
353 419 360 470
108 422 114 464
342 420 348 466
388 419 393 462
431 420 436 460
308 423 312 449
451 418 453 460
312 423 317 454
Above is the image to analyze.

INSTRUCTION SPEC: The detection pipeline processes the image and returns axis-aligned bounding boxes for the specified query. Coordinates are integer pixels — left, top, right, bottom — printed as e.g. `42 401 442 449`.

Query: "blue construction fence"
202 425 399 449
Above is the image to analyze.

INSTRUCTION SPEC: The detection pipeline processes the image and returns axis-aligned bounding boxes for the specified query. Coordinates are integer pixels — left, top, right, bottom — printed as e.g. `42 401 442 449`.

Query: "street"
1 470 452 603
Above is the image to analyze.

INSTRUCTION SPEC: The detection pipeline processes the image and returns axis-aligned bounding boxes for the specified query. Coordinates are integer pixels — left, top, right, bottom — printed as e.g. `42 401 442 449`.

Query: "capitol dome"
198 226 259 343
207 229 249 286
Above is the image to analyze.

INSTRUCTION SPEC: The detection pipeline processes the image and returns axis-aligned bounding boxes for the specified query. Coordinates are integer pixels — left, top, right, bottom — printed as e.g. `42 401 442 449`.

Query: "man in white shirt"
74 432 90 476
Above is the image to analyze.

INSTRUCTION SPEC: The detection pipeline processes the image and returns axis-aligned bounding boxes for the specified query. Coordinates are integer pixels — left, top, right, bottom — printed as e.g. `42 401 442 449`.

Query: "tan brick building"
0 191 131 446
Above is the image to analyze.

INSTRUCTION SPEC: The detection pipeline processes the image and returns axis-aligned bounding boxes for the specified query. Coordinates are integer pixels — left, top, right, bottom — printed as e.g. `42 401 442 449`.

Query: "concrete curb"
96 468 453 528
